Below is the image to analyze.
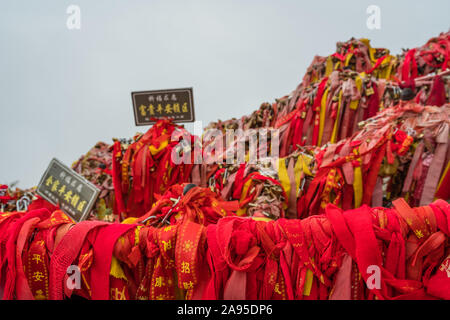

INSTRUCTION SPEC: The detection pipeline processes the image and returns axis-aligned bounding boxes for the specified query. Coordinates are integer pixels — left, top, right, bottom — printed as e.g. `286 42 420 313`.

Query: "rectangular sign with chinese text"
36 158 100 222
131 87 195 125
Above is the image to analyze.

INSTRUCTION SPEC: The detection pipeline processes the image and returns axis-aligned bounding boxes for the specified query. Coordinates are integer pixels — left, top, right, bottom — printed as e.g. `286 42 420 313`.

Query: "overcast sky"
1 0 449 188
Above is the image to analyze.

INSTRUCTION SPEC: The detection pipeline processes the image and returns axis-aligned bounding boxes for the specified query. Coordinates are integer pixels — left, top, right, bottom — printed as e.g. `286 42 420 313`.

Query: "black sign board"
36 158 100 222
131 87 195 126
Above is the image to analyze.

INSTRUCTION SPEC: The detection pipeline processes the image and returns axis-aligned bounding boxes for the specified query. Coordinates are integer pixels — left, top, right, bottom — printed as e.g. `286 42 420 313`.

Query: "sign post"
36 158 100 222
131 87 195 125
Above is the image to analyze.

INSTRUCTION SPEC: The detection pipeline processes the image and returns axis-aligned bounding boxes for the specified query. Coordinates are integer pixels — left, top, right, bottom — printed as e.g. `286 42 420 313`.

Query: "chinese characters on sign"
131 88 195 126
36 158 100 222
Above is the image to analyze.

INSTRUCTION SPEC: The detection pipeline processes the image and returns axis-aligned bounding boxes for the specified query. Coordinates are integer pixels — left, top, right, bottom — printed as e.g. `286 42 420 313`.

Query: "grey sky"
1 0 449 188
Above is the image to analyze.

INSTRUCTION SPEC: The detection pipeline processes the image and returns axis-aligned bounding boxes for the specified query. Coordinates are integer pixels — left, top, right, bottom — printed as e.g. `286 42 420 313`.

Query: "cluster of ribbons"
397 32 450 108
0 189 449 300
0 185 237 300
398 32 450 85
71 142 115 222
220 163 289 220
207 32 449 150
111 120 196 220
198 33 449 218
296 102 450 218
301 32 450 89
201 102 450 220
301 37 396 87
38 33 447 224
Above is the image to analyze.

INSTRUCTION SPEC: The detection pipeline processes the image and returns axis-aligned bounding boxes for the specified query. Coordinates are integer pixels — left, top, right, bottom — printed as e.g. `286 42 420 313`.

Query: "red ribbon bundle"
1 190 449 300
113 120 195 220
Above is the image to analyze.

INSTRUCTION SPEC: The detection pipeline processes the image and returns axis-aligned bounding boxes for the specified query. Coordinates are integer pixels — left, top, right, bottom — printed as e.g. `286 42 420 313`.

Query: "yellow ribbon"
110 256 128 281
236 178 253 216
252 216 273 222
122 217 138 224
349 75 363 110
353 148 363 208
318 87 330 146
344 53 353 67
294 156 303 192
325 56 333 76
149 139 169 155
301 155 313 177
278 158 290 208
303 269 314 296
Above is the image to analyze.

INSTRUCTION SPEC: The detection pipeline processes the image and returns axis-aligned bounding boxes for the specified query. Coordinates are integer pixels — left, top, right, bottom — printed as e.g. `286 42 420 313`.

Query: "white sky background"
0 0 449 188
